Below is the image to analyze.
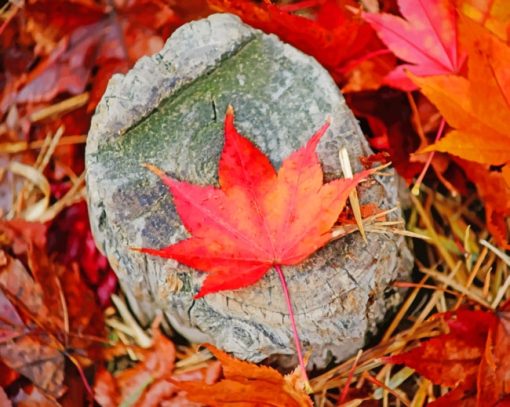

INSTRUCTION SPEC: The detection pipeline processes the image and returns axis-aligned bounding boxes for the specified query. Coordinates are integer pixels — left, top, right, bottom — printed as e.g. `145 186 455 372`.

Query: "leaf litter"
1 0 510 405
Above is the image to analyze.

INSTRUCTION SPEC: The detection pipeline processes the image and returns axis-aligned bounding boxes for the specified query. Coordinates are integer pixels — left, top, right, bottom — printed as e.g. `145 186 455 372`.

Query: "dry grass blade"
7 161 50 220
311 318 442 392
339 147 366 242
410 194 458 272
382 275 428 342
331 206 430 241
39 172 85 222
29 93 89 123
2 124 88 223
110 294 152 348
36 126 65 172
0 135 87 154
420 267 490 307
373 366 414 401
480 239 510 267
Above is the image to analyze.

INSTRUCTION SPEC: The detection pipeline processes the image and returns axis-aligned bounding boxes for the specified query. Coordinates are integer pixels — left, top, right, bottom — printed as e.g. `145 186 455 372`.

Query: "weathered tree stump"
86 14 412 367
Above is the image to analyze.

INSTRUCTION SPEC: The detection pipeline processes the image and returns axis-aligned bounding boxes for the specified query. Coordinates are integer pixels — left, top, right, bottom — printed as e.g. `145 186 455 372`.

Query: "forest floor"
0 0 509 406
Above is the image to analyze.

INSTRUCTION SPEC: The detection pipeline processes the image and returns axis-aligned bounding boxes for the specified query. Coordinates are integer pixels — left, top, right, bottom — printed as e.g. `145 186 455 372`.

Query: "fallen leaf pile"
0 219 104 404
1 0 182 112
1 0 209 303
94 323 312 407
1 0 510 405
94 321 222 407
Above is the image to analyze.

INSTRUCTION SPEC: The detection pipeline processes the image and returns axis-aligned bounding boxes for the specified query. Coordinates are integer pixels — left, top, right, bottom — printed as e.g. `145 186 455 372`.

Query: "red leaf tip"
226 104 235 116
307 119 331 150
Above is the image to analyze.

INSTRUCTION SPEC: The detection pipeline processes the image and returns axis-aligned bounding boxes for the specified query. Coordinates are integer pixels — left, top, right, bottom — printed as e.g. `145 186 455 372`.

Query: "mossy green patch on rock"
96 35 346 189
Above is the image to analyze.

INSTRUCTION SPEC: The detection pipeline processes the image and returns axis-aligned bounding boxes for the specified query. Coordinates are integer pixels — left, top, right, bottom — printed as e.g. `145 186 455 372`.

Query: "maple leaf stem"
66 352 94 398
273 264 311 392
411 118 446 196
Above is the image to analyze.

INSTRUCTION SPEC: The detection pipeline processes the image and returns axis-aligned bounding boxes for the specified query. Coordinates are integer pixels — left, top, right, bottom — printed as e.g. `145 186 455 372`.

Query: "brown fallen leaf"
94 321 221 407
0 253 65 397
0 386 12 407
1 0 183 112
11 385 60 407
175 344 313 407
0 219 104 399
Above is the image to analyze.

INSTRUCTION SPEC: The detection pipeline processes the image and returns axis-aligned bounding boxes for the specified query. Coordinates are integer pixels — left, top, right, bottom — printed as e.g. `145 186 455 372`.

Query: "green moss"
93 33 336 187
96 37 268 181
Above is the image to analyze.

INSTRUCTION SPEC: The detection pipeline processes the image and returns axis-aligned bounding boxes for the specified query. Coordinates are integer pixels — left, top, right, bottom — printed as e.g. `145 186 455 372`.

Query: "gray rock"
86 13 412 367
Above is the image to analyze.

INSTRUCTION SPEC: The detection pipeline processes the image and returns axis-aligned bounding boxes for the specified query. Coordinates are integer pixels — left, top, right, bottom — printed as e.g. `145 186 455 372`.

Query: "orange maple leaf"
416 18 510 167
412 17 510 247
459 0 510 42
175 343 313 407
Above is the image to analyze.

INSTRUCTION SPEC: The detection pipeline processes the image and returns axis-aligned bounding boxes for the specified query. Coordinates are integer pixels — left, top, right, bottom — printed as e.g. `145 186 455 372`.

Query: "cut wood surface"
86 14 412 367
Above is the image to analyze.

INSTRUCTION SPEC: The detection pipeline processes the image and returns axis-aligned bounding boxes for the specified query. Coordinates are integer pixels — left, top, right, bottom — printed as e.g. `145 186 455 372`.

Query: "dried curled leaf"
0 220 104 398
94 324 221 407
175 344 313 407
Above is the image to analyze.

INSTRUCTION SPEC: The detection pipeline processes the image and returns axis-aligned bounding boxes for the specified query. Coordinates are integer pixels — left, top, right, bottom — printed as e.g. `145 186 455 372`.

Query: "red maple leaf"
208 0 386 83
386 302 510 406
136 105 372 384
363 0 464 90
138 106 371 298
